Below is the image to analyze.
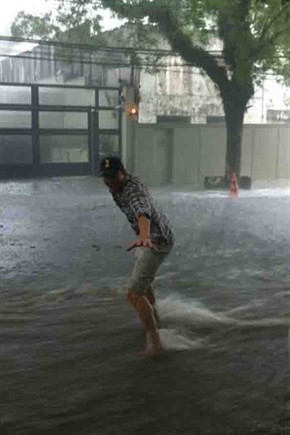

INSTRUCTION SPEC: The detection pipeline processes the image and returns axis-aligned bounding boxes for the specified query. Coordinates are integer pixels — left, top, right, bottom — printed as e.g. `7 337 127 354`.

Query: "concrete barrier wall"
172 127 201 186
125 122 290 187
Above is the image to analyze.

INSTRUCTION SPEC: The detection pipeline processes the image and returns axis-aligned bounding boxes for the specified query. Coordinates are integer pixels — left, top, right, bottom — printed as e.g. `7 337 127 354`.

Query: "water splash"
159 328 202 351
157 294 289 329
158 295 233 327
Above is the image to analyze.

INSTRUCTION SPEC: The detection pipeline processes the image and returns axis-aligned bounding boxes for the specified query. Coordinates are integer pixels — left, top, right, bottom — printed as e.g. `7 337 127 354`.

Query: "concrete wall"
125 122 290 187
132 125 173 185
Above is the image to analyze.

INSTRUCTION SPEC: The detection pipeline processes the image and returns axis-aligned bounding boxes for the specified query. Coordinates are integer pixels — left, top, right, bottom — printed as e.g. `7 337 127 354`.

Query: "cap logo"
105 159 110 169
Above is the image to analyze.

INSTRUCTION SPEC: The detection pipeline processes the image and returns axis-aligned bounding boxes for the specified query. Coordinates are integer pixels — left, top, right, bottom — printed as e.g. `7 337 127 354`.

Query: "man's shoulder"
126 173 142 185
125 173 147 193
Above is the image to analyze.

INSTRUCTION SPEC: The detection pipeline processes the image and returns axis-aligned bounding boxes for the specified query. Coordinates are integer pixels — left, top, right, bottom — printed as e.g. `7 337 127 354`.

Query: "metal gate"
0 83 122 178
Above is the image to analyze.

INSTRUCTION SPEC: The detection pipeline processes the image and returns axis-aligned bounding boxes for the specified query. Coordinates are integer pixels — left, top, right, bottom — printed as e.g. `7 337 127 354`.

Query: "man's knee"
127 286 155 307
127 291 142 308
145 286 155 305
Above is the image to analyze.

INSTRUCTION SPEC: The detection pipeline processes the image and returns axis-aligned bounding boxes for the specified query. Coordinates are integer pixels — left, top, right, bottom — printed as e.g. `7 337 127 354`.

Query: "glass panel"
99 134 119 159
99 90 119 108
0 135 32 164
39 87 95 107
39 112 88 129
99 111 119 129
0 86 31 104
0 111 31 128
107 69 121 87
40 135 89 163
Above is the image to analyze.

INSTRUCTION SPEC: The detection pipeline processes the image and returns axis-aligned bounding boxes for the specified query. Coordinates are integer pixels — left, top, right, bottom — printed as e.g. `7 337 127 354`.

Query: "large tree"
100 0 290 177
11 0 290 176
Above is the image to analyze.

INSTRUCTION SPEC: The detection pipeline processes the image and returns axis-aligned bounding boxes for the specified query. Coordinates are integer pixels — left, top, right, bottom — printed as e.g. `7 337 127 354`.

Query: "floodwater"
0 178 290 435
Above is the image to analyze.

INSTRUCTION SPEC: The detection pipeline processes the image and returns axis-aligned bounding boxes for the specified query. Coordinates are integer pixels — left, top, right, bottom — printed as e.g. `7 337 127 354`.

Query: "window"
40 134 89 163
0 135 32 164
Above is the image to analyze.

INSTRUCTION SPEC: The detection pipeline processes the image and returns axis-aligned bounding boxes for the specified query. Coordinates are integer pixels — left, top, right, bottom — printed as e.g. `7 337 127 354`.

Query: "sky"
0 0 121 36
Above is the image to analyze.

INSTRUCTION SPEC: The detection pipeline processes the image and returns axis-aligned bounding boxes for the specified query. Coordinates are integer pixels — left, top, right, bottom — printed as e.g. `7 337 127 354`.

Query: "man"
100 156 174 357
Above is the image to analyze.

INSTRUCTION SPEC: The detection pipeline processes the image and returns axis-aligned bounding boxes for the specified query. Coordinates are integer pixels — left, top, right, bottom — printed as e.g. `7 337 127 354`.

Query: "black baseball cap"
100 156 125 177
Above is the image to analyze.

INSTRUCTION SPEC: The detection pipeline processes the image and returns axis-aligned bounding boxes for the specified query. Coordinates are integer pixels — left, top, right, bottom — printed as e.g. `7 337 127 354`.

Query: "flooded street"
1 178 290 435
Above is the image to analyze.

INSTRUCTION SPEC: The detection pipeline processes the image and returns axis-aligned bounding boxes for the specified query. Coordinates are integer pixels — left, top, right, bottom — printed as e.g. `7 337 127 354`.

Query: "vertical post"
131 118 136 174
261 81 265 123
31 85 40 173
92 88 99 176
123 85 136 173
121 107 128 167
276 126 281 181
251 126 255 181
89 52 93 85
198 125 202 187
166 128 174 185
88 108 94 175
118 87 123 159
90 107 98 176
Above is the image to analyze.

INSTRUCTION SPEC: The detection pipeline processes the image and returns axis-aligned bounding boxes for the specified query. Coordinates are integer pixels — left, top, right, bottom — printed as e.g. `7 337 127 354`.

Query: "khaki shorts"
127 244 173 295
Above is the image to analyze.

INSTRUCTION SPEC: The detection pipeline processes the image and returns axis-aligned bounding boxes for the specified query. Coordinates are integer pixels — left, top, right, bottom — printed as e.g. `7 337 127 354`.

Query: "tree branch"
101 0 229 89
268 24 290 44
217 0 253 72
161 14 229 88
258 2 290 43
255 23 290 57
238 0 251 23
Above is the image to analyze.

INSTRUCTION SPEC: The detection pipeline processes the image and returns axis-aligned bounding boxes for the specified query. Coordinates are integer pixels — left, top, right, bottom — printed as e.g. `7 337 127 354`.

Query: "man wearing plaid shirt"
100 156 174 357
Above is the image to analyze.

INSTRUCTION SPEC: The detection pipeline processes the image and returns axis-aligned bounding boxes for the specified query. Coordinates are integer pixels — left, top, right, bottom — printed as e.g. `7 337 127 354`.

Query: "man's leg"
145 287 161 329
127 245 172 356
127 291 161 357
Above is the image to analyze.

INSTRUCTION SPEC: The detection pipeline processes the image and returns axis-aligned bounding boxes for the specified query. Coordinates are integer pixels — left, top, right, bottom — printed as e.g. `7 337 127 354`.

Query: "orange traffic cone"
229 172 238 198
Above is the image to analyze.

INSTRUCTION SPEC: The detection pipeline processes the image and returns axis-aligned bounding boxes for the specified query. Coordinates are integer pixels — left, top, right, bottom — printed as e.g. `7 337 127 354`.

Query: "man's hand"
127 237 154 252
127 215 153 251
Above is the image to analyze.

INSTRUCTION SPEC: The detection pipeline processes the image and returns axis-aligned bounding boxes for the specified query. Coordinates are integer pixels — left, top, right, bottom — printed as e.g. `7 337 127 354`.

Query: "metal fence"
0 82 122 178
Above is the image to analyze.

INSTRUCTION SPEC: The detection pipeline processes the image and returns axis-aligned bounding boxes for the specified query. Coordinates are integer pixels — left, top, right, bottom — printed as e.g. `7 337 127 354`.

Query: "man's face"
103 170 126 193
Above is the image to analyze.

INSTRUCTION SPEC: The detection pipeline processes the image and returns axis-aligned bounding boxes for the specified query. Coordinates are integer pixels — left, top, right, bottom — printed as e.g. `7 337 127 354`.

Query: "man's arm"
138 215 151 240
127 215 154 251
127 189 154 251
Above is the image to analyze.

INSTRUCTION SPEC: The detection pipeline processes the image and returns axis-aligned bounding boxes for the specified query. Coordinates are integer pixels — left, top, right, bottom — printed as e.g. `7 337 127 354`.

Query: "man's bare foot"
143 344 162 358
145 332 162 357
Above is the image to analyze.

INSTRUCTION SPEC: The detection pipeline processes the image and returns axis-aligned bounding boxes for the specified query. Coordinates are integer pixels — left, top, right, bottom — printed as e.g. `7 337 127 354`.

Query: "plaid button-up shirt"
111 174 174 245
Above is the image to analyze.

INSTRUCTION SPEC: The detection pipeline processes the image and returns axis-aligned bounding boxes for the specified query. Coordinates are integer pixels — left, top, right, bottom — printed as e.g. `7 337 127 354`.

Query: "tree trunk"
224 99 247 179
225 104 245 178
221 79 254 180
